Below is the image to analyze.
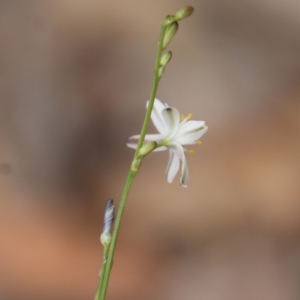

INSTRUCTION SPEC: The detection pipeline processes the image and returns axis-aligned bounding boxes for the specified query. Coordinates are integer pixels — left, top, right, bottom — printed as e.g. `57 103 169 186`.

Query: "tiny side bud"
174 6 194 21
160 51 172 67
162 21 179 50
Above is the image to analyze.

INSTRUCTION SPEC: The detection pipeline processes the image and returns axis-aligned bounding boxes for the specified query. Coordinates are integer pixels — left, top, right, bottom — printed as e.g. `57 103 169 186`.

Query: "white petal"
153 146 168 152
147 99 167 135
126 142 138 149
171 143 189 187
127 133 165 149
128 134 141 141
180 158 189 187
128 133 164 142
178 120 205 135
126 134 140 149
176 121 207 145
161 106 180 138
144 133 164 142
176 128 207 145
165 150 180 183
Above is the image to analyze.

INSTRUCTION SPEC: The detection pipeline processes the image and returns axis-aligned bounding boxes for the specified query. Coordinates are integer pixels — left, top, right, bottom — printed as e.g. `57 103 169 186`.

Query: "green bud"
160 51 172 67
174 6 194 21
162 21 179 50
100 232 111 248
138 141 157 157
163 15 176 26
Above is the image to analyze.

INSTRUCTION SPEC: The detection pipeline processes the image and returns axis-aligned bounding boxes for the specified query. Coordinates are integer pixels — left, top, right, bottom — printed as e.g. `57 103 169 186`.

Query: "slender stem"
95 20 168 300
98 169 137 300
94 245 109 300
133 23 167 158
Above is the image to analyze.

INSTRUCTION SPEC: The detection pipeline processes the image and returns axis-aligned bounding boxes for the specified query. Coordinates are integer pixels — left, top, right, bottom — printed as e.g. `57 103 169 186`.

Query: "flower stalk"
95 7 195 300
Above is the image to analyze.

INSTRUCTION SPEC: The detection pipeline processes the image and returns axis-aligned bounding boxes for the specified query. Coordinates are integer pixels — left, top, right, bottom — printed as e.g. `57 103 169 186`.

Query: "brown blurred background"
1 0 300 299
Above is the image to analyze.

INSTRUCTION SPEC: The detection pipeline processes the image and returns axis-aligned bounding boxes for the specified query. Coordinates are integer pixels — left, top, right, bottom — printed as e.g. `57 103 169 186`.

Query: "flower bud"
100 198 114 248
162 21 179 50
174 6 194 21
160 51 172 67
138 141 157 157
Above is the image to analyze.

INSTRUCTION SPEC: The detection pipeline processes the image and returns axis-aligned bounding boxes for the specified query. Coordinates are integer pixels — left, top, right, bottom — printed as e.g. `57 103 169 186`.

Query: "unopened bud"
160 51 172 67
162 21 179 50
138 141 157 157
174 6 194 21
100 198 115 247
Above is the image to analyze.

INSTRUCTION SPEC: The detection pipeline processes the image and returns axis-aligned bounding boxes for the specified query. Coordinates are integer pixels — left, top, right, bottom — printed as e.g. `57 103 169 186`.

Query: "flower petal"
126 134 139 149
180 157 189 187
178 120 206 135
165 149 180 183
128 133 164 142
127 134 140 141
154 146 168 152
126 142 138 149
171 143 189 187
127 133 163 149
176 121 207 145
144 133 164 141
147 99 167 135
161 106 180 138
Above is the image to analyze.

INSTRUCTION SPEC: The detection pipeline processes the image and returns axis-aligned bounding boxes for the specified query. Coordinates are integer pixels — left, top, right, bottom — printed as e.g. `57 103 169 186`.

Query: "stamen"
189 149 195 155
205 125 209 130
187 113 193 119
196 140 202 145
181 114 186 121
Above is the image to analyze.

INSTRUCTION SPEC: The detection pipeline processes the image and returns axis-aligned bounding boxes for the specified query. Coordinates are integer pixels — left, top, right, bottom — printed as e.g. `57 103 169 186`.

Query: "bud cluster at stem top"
160 5 194 73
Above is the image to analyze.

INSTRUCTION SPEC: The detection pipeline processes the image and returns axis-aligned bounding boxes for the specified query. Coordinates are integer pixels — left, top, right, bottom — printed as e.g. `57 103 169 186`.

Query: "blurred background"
1 0 300 299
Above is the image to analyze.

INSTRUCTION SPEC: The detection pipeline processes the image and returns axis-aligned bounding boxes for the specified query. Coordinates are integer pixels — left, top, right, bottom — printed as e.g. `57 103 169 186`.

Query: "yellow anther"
205 125 209 130
189 149 195 155
181 113 193 121
196 140 202 145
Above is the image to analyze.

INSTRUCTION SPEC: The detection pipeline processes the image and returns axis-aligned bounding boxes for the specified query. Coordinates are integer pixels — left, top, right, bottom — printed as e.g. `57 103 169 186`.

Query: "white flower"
127 98 207 187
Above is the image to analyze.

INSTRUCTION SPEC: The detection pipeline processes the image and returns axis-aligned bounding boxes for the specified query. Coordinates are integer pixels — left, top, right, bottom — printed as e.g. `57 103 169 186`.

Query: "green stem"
94 244 109 300
95 21 168 300
133 23 167 158
98 170 137 300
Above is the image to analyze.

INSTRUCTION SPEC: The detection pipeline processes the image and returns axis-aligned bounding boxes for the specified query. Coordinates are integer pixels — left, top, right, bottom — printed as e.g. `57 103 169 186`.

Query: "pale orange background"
1 1 300 299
